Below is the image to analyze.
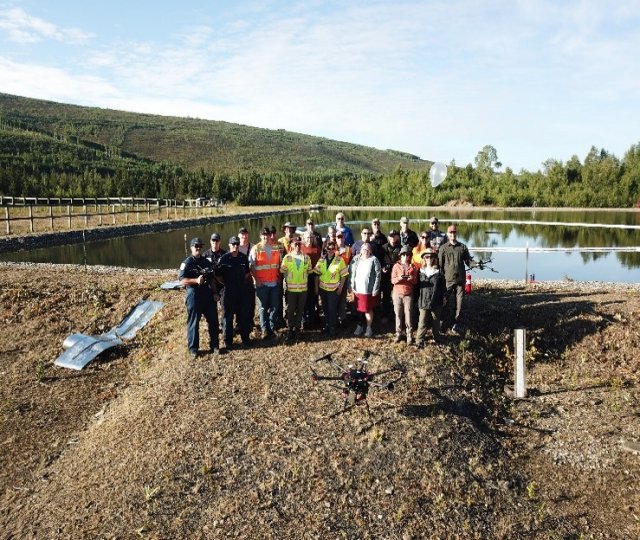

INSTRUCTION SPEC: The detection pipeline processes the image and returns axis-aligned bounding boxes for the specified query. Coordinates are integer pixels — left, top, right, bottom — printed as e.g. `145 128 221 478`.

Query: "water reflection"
1 208 639 282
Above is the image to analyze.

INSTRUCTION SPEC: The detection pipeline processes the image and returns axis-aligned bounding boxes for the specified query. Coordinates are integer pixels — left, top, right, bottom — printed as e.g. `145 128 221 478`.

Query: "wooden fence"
0 197 225 235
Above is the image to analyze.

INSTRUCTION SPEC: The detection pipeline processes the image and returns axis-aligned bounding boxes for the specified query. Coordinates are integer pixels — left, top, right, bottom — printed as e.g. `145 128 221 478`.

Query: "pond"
2 208 639 283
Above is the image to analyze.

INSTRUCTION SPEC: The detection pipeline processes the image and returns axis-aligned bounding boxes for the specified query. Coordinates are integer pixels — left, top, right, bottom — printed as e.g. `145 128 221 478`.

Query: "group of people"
178 212 474 356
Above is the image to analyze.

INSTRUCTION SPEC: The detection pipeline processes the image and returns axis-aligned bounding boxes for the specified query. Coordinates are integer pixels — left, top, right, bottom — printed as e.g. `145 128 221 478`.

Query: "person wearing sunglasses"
427 216 447 251
279 236 312 341
352 227 381 259
179 237 221 357
313 241 348 337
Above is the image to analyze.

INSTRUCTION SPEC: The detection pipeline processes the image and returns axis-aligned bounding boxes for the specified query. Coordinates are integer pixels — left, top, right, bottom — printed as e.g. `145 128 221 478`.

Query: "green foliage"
1 93 639 207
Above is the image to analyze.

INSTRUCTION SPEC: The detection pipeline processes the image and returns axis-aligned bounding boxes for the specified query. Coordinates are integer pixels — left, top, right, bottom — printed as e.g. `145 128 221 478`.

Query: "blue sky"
0 0 638 172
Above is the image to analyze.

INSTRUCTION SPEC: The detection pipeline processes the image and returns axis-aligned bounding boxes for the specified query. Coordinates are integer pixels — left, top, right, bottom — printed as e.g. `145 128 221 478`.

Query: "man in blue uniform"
216 235 253 350
179 237 220 357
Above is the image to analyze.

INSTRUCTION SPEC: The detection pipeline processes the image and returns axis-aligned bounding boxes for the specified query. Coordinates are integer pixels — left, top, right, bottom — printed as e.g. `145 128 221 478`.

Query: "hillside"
1 263 638 538
0 92 426 175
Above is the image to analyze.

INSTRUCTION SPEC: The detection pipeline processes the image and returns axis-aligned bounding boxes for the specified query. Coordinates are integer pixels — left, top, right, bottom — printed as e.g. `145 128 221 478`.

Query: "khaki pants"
392 292 413 335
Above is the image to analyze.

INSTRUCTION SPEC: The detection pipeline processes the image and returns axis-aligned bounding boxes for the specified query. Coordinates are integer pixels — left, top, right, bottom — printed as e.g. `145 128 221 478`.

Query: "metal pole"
524 241 529 284
514 328 527 398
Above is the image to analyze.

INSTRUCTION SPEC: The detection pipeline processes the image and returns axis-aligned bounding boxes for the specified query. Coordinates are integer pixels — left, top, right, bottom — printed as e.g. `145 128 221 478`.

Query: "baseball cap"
210 233 221 241
388 229 399 236
372 217 380 224
399 245 412 255
261 227 271 235
430 217 439 224
190 237 203 247
238 227 249 234
400 216 409 224
282 221 295 230
229 235 240 245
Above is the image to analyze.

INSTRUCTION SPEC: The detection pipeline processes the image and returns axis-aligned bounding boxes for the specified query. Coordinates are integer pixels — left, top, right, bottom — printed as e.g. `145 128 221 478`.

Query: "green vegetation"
1 93 639 207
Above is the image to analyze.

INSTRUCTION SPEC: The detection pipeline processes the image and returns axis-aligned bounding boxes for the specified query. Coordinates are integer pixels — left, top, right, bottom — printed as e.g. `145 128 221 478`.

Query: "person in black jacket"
399 216 419 249
179 237 220 357
415 248 445 347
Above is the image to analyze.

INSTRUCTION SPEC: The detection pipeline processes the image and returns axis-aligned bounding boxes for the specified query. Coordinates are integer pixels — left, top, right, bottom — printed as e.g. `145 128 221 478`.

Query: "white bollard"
514 328 527 398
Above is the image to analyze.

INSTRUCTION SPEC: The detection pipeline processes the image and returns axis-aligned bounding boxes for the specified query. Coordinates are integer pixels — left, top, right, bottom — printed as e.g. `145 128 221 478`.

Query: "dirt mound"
1 264 638 538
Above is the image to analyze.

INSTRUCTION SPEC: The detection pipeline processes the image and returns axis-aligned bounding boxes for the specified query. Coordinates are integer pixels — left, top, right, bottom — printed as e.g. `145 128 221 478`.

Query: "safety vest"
278 236 293 254
315 256 348 292
280 253 312 292
338 245 353 265
252 242 281 282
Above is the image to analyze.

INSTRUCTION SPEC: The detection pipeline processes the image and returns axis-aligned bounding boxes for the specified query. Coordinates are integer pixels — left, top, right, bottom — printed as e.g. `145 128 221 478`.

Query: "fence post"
112 204 116 225
99 204 103 226
49 206 54 231
67 205 72 229
29 205 34 233
147 202 150 221
125 202 128 224
5 206 10 234
514 328 527 398
83 205 88 227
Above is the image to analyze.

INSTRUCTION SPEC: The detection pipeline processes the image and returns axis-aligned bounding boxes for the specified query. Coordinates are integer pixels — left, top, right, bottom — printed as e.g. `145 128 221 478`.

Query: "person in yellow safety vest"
412 231 430 269
279 236 312 342
249 227 282 340
278 222 297 255
313 241 349 337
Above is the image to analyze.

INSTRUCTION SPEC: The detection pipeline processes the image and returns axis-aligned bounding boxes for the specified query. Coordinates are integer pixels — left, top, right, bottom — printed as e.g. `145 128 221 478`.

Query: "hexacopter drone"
310 350 404 413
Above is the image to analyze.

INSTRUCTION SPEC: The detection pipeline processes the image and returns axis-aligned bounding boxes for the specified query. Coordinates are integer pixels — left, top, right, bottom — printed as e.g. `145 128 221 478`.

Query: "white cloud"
0 7 92 44
0 56 119 103
1 1 638 170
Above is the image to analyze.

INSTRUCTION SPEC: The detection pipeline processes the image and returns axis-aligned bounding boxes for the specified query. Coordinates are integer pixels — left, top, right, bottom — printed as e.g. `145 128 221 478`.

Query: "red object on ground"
465 273 472 294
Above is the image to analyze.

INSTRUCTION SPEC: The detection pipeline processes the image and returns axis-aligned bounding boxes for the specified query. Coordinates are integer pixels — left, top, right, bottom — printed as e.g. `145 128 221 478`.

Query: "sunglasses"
421 236 427 239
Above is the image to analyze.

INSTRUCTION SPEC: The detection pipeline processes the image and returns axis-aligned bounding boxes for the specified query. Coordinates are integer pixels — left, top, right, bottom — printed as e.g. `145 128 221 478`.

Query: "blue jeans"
256 284 280 334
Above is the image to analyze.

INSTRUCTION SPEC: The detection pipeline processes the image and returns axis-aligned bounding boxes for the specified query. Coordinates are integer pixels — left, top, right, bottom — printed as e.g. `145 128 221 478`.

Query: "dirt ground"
0 263 638 539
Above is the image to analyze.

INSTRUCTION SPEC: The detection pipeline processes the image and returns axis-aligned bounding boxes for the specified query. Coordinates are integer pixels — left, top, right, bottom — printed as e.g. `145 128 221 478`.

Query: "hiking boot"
364 326 373 338
394 333 402 343
354 325 364 337
451 324 463 335
407 334 413 345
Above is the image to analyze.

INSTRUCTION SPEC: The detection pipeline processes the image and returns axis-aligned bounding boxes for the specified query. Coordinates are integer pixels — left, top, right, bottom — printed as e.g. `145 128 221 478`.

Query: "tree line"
1 124 638 207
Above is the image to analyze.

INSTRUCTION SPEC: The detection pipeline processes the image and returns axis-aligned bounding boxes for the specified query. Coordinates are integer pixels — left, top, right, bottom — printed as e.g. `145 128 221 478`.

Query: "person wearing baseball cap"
249 226 283 340
428 217 447 251
215 235 252 350
399 217 419 249
438 224 475 335
204 232 226 265
380 229 402 318
179 237 221 357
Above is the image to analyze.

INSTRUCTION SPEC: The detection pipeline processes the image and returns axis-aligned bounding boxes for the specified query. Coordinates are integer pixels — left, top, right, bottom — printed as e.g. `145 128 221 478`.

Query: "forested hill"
0 92 425 175
1 92 638 207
